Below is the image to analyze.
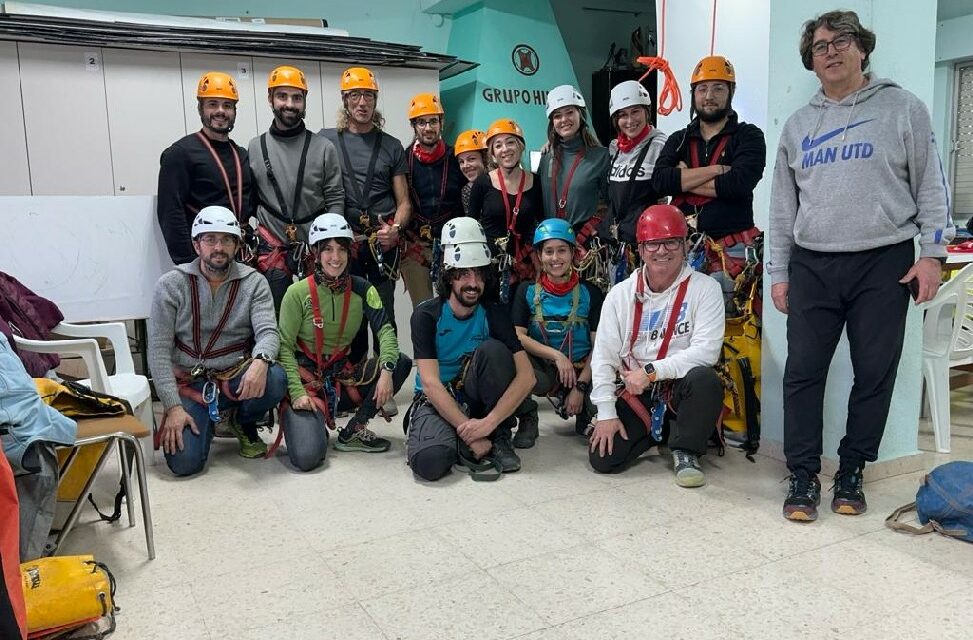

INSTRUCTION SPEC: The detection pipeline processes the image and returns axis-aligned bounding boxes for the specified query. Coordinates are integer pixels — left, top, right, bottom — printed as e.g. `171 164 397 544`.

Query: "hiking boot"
671 449 705 488
513 413 539 449
831 464 867 515
225 419 268 459
783 470 822 522
335 425 391 453
492 423 521 473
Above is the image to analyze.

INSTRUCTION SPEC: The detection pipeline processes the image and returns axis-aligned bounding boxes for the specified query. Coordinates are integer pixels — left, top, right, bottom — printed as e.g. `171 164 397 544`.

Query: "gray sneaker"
672 449 705 488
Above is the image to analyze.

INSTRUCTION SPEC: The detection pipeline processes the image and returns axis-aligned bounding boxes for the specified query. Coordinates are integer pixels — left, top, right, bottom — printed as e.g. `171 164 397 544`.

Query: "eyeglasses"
198 235 237 247
694 83 729 96
639 239 683 252
345 90 376 103
811 33 855 57
414 118 441 128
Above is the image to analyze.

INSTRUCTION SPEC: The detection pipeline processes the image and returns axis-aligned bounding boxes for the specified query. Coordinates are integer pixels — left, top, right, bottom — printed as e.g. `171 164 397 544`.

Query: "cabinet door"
19 43 113 195
103 48 186 196
319 62 347 130
0 42 30 195
251 57 324 133
180 53 259 150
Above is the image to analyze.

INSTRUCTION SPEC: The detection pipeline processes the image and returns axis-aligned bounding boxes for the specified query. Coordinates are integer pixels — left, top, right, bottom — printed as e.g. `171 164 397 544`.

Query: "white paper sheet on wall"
0 196 175 322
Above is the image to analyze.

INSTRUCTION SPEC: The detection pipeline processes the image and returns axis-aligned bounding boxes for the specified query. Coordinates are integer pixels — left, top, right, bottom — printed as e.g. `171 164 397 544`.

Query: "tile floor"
62 387 973 640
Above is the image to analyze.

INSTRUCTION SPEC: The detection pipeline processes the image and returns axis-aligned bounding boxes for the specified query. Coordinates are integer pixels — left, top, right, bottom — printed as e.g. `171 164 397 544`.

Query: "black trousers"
783 240 913 475
349 243 398 362
589 366 723 473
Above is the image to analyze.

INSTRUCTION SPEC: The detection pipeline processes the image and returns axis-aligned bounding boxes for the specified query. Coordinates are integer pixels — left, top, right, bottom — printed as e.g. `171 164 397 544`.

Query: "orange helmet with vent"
197 72 239 101
690 55 736 85
454 130 487 155
340 67 378 92
268 65 308 91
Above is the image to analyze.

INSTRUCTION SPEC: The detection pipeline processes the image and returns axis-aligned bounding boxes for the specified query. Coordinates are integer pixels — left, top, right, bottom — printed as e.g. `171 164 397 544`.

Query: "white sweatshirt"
590 264 725 421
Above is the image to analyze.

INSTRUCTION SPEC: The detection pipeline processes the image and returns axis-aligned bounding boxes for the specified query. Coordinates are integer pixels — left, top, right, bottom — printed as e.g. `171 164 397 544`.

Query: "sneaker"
831 464 867 515
783 470 822 522
671 449 705 488
492 424 521 473
381 398 399 417
225 419 268 459
574 410 594 437
512 413 539 449
335 426 391 453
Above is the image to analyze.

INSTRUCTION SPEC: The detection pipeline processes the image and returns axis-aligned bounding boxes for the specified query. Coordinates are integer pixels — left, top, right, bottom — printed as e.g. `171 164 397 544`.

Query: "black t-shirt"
407 145 467 236
157 133 256 265
467 172 544 249
411 297 523 390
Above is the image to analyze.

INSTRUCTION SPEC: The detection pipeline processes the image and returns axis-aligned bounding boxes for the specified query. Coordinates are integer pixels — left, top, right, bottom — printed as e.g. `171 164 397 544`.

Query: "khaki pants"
400 240 434 307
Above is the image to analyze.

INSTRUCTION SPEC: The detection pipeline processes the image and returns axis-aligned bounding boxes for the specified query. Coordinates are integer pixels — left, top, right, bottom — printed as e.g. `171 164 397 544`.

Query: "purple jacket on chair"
0 272 64 377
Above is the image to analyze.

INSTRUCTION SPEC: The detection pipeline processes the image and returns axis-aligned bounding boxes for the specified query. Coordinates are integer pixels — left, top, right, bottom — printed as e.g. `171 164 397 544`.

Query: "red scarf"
539 270 579 296
413 139 446 164
616 125 652 153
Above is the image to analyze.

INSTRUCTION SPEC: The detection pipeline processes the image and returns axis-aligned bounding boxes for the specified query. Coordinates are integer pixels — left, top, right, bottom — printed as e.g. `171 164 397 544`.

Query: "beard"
273 106 305 128
202 252 232 274
202 114 234 134
453 285 482 308
697 104 731 123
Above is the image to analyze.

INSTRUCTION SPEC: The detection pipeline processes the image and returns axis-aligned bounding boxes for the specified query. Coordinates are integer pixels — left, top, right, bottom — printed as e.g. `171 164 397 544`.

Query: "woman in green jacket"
277 213 412 471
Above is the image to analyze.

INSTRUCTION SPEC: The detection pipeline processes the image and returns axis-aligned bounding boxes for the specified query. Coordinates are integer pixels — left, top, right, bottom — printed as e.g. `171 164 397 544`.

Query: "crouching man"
149 206 287 476
589 204 725 486
406 217 535 480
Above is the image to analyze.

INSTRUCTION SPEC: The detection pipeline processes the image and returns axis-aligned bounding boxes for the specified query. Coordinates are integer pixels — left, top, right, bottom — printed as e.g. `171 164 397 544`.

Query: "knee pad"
410 445 454 481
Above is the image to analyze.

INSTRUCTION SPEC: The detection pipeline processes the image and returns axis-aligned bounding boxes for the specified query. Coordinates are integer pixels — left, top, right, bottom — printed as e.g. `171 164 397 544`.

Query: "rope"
710 0 718 56
635 0 682 116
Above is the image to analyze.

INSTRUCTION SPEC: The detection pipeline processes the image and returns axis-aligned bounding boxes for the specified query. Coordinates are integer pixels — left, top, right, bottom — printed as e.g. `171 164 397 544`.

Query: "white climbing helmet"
443 241 492 270
309 213 354 246
546 84 586 118
609 80 652 116
192 206 242 240
440 217 487 246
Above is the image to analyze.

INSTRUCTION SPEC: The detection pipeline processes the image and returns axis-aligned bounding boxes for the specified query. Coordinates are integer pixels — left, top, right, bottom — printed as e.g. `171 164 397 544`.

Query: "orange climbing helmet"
197 72 239 101
484 118 525 147
408 93 445 120
690 55 736 85
454 129 487 155
340 67 378 92
268 65 308 92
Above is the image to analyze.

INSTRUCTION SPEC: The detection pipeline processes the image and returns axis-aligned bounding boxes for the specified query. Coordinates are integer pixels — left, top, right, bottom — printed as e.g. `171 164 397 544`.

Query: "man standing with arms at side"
158 71 256 266
768 10 953 522
249 65 344 313
320 67 411 334
652 56 766 304
400 93 466 306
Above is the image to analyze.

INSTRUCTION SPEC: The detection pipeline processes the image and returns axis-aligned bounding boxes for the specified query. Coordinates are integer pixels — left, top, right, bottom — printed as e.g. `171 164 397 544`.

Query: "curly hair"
436 265 497 302
800 10 876 71
336 101 385 132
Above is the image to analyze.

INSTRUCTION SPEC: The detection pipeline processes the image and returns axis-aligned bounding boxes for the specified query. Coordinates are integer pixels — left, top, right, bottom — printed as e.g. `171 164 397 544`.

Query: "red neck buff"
413 139 446 164
616 125 652 153
539 270 579 296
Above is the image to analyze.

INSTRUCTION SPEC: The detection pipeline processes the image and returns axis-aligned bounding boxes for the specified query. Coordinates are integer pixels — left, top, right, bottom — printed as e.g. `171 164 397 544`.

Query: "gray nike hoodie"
767 74 953 284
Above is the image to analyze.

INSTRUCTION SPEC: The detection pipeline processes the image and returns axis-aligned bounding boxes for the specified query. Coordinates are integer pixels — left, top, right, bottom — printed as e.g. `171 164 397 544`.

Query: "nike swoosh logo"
800 119 874 151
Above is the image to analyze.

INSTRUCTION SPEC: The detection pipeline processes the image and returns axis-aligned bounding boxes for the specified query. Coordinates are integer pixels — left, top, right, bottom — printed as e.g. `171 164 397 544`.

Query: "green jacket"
278 275 398 400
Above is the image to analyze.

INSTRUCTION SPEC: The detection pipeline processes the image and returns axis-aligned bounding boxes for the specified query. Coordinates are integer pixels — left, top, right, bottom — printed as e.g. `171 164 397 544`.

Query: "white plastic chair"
13 322 154 432
920 263 973 453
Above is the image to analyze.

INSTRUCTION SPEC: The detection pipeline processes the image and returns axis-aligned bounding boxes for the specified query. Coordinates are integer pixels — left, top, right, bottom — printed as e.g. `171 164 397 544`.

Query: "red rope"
635 0 682 116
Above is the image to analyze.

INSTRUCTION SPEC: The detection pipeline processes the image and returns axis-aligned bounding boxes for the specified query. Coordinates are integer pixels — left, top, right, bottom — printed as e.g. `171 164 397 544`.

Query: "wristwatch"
253 353 275 366
575 380 591 393
382 360 396 373
643 362 656 380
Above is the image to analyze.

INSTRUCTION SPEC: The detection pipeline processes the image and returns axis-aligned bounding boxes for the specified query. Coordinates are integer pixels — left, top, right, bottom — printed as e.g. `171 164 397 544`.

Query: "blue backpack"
886 461 973 543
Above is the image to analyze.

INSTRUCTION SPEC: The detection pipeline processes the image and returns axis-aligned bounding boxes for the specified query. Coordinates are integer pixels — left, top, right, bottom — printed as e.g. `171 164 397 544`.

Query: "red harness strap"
255 225 289 274
174 276 249 361
497 168 533 278
705 226 762 277
267 278 352 457
551 147 586 219
670 134 731 209
618 274 690 429
195 131 244 217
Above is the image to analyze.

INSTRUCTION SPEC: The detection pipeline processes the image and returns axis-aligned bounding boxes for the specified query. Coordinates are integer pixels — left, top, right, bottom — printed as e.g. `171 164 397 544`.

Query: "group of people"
149 9 953 522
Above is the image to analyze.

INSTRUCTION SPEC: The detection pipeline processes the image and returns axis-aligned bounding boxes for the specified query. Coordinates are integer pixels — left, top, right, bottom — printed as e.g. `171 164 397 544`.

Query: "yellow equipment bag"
718 281 761 459
20 555 117 638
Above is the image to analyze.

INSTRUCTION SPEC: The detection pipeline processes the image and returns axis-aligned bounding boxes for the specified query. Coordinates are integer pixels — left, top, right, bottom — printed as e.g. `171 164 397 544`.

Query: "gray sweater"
248 123 344 243
148 259 279 410
767 75 954 284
